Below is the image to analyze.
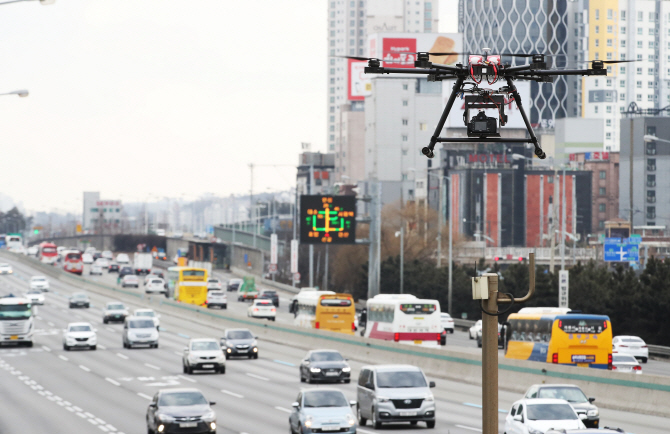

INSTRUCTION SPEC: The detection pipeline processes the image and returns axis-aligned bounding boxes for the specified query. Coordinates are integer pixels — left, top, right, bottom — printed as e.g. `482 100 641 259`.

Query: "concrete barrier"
5 251 670 418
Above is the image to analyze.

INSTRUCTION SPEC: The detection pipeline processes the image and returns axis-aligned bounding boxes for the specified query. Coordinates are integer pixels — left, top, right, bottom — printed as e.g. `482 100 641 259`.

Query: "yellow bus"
294 292 356 335
505 308 613 370
167 266 209 306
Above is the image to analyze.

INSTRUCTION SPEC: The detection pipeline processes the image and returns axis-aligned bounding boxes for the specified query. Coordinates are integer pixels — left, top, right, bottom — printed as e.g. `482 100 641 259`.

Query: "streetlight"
644 134 670 144
0 90 28 98
395 228 404 294
0 0 53 5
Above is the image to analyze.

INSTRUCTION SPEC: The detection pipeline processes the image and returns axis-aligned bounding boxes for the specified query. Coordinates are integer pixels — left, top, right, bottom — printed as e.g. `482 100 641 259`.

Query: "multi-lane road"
0 254 668 434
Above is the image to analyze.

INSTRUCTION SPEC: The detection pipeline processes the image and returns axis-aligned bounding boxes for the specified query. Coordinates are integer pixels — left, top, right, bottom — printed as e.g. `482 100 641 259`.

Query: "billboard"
348 59 372 101
445 80 532 129
299 195 356 244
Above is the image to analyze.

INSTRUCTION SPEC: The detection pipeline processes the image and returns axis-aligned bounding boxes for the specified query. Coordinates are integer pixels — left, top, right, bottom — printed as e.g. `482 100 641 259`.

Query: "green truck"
237 276 259 301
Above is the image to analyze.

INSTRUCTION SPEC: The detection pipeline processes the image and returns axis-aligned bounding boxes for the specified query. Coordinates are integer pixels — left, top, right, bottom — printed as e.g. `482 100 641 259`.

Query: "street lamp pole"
395 227 404 294
0 89 28 97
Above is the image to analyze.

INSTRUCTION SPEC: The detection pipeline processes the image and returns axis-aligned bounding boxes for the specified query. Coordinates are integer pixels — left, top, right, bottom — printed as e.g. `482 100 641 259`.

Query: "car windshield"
69 325 91 332
129 319 155 328
303 391 348 408
377 371 427 388
125 276 138 280
27 290 41 295
192 341 219 351
208 279 219 283
622 338 644 343
0 304 32 319
311 352 344 362
227 330 253 340
209 291 223 296
537 387 588 403
158 392 208 407
108 304 125 310
151 280 162 284
613 354 637 363
73 294 87 300
136 311 155 317
32 277 46 282
526 403 578 420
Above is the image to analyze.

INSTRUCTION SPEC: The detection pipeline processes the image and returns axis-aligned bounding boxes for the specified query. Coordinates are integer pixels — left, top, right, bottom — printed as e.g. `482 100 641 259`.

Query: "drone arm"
364 66 455 76
428 64 463 73
505 77 546 159
502 65 532 73
514 68 607 77
422 76 465 158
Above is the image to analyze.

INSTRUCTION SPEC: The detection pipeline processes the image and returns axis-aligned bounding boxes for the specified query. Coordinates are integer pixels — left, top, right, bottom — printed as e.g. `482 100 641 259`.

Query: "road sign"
627 235 642 244
604 243 639 262
290 240 299 273
270 234 278 265
604 237 621 244
293 272 301 282
558 270 569 308
300 195 357 244
268 264 277 273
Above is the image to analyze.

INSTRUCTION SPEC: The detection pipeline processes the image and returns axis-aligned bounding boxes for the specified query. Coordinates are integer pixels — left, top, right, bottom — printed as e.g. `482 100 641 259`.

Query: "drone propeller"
581 59 637 64
410 51 468 56
335 55 379 61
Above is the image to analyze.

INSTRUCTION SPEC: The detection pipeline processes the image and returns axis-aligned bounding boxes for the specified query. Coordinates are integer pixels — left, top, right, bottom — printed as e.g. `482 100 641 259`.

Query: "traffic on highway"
0 248 668 434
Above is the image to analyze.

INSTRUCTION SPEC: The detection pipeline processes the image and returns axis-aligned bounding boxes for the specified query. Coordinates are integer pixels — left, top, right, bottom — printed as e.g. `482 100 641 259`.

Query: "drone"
344 49 633 159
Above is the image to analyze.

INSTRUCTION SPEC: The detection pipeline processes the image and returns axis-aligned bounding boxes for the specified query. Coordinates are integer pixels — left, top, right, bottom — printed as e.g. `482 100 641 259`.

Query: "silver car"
182 338 226 374
357 364 436 429
103 302 129 324
523 384 599 428
289 388 357 434
122 316 159 349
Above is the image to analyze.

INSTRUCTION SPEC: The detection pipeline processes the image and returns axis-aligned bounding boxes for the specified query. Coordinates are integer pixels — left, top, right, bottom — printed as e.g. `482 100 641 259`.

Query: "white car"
247 299 276 321
29 276 49 292
182 338 226 374
441 312 455 333
116 253 130 264
102 250 114 260
25 290 45 305
612 354 643 374
82 253 94 264
121 275 139 288
206 290 227 309
27 246 38 257
0 263 13 275
84 247 96 255
505 398 586 434
145 278 166 294
207 278 223 291
90 264 104 275
612 335 649 363
134 308 160 328
94 258 109 268
469 319 482 339
103 301 129 323
63 322 97 351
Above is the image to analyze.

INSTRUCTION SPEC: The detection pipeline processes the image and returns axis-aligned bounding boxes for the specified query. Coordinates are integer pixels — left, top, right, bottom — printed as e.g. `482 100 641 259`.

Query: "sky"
0 0 458 215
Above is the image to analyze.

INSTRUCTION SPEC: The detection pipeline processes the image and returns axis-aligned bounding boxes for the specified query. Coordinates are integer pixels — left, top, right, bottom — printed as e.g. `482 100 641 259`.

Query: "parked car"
227 278 243 292
182 338 226 374
25 289 45 305
146 389 216 434
504 398 586 434
357 364 436 429
82 253 94 264
108 263 120 273
440 312 454 333
612 354 643 374
206 290 227 309
62 322 97 351
220 328 258 359
299 349 351 384
134 308 160 329
289 388 357 434
103 301 129 324
258 289 279 307
119 266 134 278
247 299 276 321
115 253 130 264
469 319 482 339
29 276 49 292
145 278 166 294
612 335 648 363
89 264 104 275
121 275 140 288
69 292 90 308
207 278 223 291
122 316 159 348
523 384 599 428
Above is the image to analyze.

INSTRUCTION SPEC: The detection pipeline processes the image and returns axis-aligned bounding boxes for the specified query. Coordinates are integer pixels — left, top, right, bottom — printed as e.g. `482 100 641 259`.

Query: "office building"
569 151 620 232
82 192 100 232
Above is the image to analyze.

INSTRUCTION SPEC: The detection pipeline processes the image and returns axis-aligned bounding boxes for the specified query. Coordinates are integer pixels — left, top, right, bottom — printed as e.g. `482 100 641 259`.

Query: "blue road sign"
627 235 642 244
604 243 639 262
605 237 621 244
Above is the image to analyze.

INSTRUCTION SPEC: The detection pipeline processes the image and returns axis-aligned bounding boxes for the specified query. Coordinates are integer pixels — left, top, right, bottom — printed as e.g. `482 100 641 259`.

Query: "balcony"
647 196 657 203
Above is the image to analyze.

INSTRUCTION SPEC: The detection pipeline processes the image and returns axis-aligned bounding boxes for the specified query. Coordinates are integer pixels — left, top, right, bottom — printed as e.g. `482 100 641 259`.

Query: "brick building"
569 152 620 233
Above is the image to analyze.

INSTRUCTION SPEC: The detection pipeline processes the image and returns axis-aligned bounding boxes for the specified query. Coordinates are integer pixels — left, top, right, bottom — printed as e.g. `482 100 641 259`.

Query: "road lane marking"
273 359 296 367
116 353 129 360
173 351 183 356
177 333 190 339
358 429 377 434
221 389 243 398
456 425 482 432
47 321 55 327
275 406 292 413
463 402 508 413
246 373 269 381
105 378 121 386
79 365 91 372
58 355 68 361
42 345 51 352
106 327 116 332
97 344 106 350
177 374 197 383
137 392 153 400
144 363 161 370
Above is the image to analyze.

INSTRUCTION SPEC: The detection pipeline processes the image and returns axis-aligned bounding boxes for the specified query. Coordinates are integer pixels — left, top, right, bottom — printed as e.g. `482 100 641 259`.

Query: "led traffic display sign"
300 195 356 244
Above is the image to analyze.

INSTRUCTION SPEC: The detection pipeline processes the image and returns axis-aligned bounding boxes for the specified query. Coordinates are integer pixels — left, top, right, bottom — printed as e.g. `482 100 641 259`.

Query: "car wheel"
469 331 474 339
477 340 482 348
103 318 108 324
344 379 351 384
426 420 436 429
219 366 225 374
63 344 69 351
300 373 306 383
450 329 454 334
183 364 188 374
187 365 193 375
90 345 96 350
306 375 312 384
225 353 230 360
357 406 367 426
642 357 648 363
410 421 418 425
371 407 381 429
253 353 258 359
223 305 227 309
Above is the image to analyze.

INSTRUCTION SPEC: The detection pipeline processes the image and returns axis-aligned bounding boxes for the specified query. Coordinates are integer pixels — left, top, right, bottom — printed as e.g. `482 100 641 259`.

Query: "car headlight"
158 414 176 422
377 396 390 403
253 347 258 352
310 367 321 373
342 367 351 373
528 427 544 434
304 416 313 428
202 410 216 422
424 395 434 402
587 409 599 417
346 413 355 426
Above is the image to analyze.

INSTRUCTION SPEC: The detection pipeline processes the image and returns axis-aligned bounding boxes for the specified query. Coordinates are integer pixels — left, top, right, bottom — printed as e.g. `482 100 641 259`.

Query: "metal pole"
572 175 577 265
437 176 442 268
561 167 566 270
447 176 453 316
629 119 634 230
482 273 499 434
399 225 404 294
324 244 329 291
550 166 558 273
309 164 315 288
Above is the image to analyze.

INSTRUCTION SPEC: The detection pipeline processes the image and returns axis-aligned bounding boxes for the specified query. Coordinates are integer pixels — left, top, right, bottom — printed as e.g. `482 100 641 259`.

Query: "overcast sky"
0 0 457 215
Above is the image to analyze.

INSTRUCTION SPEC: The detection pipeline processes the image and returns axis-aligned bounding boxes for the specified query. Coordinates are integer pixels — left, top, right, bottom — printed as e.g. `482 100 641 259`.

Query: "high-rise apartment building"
327 0 439 155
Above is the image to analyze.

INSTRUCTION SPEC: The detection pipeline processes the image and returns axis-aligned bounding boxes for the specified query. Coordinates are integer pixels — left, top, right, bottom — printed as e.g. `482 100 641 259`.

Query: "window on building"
606 132 612 139
621 40 626 48
649 41 655 49
402 135 408 141
649 12 655 21
648 81 655 88
637 80 642 88
648 68 655 75
637 40 643 48
402 84 408 90
419 123 427 130
595 9 599 20
595 39 599 47
607 52 613 60
621 26 626 34
620 80 625 88
637 94 642 101
637 28 643 35
402 100 408 106
595 52 600 60
606 39 612 47
547 176 554 184
595 79 599 88
638 11 643 21
599 187 607 196
606 119 612 126
599 204 606 213
402 118 408 125
648 94 654 102
621 10 626 21
599 220 605 229
637 67 643 75
401 149 408 156
607 9 613 20
329 134 335 141
574 12 579 24
648 174 656 187
595 25 599 33
620 93 626 101
606 105 612 113
595 106 599 114
599 170 607 180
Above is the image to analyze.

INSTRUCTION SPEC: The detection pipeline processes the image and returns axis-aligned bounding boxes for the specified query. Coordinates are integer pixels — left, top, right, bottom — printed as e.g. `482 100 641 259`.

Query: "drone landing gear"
422 77 546 160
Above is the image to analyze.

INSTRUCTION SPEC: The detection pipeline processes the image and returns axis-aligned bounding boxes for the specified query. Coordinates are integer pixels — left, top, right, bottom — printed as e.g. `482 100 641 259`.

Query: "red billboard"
381 37 417 68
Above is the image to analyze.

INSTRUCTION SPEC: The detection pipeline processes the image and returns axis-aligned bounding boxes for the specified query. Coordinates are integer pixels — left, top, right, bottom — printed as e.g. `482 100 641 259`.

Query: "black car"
119 266 134 278
108 263 120 273
226 279 242 292
92 252 102 260
258 290 279 307
220 328 258 359
146 388 217 434
299 349 351 384
69 292 90 308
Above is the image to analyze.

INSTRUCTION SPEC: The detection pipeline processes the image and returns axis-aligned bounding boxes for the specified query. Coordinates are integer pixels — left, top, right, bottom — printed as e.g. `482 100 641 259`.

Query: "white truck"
0 295 34 347
134 253 153 275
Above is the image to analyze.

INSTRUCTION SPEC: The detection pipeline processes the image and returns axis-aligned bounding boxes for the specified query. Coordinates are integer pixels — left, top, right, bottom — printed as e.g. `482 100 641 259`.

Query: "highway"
0 255 668 434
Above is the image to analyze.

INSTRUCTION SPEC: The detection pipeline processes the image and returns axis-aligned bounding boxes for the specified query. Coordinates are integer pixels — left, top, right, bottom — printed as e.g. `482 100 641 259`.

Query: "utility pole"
396 226 404 294
367 181 382 299
437 176 443 268
309 164 314 288
447 176 453 316
549 166 559 273
560 166 566 270
629 119 634 230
